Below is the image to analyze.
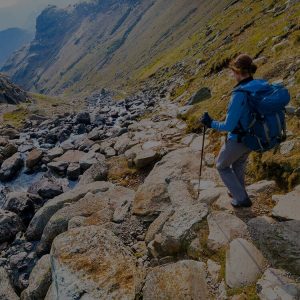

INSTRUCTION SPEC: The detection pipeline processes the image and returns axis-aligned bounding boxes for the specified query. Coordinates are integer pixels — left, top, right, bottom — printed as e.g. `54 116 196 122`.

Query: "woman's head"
229 54 257 82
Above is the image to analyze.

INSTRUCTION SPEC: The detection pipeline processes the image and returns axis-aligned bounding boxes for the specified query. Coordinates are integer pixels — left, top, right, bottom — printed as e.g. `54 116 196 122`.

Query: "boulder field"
0 92 299 299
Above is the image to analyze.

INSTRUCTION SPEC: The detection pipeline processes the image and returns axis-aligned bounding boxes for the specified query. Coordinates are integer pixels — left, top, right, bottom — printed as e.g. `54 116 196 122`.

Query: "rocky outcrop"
50 226 144 299
0 74 30 104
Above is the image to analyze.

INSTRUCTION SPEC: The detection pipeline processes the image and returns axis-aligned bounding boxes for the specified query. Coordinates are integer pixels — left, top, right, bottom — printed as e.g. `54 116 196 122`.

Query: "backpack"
234 80 290 152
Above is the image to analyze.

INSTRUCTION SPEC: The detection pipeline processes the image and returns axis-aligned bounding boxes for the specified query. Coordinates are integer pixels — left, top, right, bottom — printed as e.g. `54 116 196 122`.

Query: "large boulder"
0 267 19 300
0 209 23 243
187 87 212 105
0 152 23 181
256 268 300 300
248 218 300 275
38 185 134 253
226 238 266 288
142 260 208 299
207 211 248 251
151 203 208 256
50 226 143 299
20 255 52 300
26 181 113 241
133 147 219 216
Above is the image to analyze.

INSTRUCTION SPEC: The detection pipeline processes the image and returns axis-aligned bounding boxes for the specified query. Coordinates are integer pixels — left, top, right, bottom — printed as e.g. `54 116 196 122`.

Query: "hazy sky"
0 0 78 31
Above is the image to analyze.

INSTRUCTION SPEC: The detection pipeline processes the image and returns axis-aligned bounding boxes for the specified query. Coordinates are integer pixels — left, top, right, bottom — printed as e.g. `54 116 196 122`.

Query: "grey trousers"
216 139 251 203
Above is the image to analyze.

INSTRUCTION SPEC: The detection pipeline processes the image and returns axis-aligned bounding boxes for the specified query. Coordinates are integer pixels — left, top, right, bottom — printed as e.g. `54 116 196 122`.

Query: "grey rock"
143 260 208 299
272 187 300 220
26 181 113 241
78 160 108 185
207 211 248 251
257 268 300 300
3 192 35 225
0 209 23 243
153 203 208 256
187 87 212 105
134 149 158 169
248 218 300 275
0 152 23 181
226 238 266 288
26 148 43 169
50 226 143 299
0 267 19 300
66 163 81 180
20 255 52 300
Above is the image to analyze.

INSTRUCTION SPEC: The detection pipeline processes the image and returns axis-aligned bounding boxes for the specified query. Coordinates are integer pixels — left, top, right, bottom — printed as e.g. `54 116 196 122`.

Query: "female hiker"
200 54 257 208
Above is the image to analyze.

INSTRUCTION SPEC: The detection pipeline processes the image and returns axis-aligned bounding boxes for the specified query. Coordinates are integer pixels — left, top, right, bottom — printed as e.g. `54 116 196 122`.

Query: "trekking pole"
197 124 206 199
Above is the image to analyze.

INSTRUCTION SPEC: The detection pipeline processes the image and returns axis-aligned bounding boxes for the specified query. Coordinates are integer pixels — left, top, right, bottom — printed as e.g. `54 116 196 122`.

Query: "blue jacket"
211 77 267 141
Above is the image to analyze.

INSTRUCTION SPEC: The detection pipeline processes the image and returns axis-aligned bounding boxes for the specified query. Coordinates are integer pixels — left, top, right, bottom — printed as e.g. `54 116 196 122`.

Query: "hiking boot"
231 198 252 208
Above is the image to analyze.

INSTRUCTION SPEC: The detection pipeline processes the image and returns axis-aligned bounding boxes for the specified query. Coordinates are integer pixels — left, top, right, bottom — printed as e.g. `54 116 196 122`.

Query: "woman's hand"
200 112 213 128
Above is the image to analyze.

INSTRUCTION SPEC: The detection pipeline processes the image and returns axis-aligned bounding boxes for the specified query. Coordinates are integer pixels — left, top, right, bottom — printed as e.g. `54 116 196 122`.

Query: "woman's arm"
211 91 247 132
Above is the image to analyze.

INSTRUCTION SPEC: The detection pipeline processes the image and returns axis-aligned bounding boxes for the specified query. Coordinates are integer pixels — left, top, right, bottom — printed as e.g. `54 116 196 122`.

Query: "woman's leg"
232 152 249 188
216 140 251 203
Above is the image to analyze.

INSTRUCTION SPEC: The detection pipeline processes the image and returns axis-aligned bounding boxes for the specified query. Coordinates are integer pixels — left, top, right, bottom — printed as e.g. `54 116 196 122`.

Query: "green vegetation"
3 106 29 128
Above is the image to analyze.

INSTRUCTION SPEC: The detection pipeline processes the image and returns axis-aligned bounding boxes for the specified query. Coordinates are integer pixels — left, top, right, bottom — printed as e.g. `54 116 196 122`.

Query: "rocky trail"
0 86 299 299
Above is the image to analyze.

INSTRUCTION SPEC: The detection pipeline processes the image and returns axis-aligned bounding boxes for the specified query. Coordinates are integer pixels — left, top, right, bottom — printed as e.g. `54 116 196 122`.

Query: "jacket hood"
234 79 272 93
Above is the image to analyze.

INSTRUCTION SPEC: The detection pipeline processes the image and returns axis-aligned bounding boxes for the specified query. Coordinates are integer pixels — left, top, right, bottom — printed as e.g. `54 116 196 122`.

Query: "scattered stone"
207 259 221 283
187 238 202 259
3 192 35 225
207 211 248 251
47 147 64 160
75 112 90 125
143 260 208 299
280 140 295 155
226 238 266 288
0 267 19 300
167 180 194 207
134 150 158 169
66 163 81 180
26 148 43 169
50 226 143 299
20 255 52 300
246 180 277 194
0 152 23 181
0 209 23 243
78 160 108 185
47 161 68 175
256 268 300 300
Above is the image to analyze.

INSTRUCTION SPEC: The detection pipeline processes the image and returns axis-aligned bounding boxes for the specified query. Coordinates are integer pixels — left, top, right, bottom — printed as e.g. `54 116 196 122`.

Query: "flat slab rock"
50 226 143 300
272 187 300 221
226 238 266 288
207 211 248 251
142 260 208 300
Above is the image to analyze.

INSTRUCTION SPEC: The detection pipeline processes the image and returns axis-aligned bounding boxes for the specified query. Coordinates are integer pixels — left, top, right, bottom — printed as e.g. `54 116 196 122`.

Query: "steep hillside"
1 0 232 95
0 28 33 67
0 74 30 105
